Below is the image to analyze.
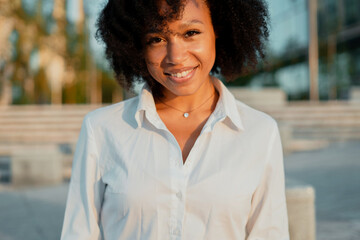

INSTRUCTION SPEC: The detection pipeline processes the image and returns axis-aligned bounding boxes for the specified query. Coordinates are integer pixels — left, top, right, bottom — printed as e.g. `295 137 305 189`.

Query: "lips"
164 66 198 83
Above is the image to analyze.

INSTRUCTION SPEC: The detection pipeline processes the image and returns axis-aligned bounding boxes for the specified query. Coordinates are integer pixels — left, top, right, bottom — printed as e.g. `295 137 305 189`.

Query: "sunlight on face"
144 0 216 98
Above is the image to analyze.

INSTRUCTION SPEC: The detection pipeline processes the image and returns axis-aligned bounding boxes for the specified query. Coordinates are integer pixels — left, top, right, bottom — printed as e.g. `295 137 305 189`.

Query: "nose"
166 39 187 64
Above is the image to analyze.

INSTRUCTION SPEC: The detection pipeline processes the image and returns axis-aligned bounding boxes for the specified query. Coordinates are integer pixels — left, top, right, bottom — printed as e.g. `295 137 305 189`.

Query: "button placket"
166 131 187 239
176 191 182 200
173 228 181 236
169 159 187 238
182 130 209 173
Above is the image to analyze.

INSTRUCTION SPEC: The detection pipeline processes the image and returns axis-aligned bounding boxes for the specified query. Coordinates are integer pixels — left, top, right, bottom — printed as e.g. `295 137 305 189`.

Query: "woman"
61 0 289 239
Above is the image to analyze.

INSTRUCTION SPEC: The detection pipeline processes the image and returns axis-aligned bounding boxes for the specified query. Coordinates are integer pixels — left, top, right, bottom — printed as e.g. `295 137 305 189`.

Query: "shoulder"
232 100 282 160
235 99 278 134
83 96 140 129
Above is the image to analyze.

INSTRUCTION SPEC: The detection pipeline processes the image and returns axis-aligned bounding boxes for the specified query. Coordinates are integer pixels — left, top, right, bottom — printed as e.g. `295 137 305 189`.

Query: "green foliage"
3 0 121 105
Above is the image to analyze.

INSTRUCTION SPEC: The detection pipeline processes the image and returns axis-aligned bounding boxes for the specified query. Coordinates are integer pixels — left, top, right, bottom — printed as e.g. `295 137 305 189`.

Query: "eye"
146 37 164 45
184 30 201 38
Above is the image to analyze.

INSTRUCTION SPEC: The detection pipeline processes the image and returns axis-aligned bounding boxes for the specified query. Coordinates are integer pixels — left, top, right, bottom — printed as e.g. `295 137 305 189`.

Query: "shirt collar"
210 77 245 131
134 78 245 131
134 84 166 130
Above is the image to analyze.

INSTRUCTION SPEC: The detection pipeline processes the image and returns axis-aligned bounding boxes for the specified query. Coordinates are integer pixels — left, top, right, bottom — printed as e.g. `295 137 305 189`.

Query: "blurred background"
0 0 359 239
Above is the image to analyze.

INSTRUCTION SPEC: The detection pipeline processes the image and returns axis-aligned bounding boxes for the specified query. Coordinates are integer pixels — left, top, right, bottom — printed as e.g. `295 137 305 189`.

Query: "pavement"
284 140 360 240
0 183 67 240
0 140 360 240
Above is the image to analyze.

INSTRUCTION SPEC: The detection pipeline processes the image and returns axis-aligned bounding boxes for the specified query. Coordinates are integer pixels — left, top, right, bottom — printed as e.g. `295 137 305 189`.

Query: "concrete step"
0 123 81 131
282 119 360 127
0 118 83 124
1 103 360 146
0 133 79 144
293 129 360 141
271 112 360 119
0 105 101 116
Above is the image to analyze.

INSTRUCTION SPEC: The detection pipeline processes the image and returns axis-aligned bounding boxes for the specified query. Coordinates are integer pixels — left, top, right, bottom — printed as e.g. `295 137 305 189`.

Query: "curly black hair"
96 0 269 96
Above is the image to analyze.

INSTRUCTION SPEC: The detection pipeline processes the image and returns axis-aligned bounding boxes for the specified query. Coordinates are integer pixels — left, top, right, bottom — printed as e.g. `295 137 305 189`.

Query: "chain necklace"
157 91 216 118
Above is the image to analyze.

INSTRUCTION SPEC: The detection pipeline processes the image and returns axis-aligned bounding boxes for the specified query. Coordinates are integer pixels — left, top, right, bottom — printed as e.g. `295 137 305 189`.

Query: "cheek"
145 61 160 72
144 55 157 73
145 62 161 82
144 49 165 76
191 39 216 68
145 48 166 66
206 34 217 61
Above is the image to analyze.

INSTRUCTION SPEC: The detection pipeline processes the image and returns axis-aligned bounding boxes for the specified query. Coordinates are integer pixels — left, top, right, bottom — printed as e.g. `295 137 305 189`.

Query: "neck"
156 76 216 112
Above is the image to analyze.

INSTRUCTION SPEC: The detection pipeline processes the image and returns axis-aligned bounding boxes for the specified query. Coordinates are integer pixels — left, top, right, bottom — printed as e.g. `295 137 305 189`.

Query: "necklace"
157 91 216 118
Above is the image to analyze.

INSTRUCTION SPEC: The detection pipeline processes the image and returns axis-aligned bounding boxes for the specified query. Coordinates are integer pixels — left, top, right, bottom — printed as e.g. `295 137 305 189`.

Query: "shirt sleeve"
61 115 105 240
245 122 290 240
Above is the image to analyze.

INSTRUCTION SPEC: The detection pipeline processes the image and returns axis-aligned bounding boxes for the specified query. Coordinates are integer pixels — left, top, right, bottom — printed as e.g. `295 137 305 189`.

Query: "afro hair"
96 0 269 96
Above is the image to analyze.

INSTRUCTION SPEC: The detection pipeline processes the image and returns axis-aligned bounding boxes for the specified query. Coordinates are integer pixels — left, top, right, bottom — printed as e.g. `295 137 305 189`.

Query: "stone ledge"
228 87 287 107
9 144 63 186
286 179 316 240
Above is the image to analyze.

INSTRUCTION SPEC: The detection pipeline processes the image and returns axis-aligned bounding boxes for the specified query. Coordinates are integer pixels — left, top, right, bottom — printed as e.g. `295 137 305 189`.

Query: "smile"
170 69 193 78
165 66 198 79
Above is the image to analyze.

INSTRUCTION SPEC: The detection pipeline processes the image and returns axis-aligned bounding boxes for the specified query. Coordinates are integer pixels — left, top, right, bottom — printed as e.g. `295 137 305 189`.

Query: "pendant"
183 113 189 118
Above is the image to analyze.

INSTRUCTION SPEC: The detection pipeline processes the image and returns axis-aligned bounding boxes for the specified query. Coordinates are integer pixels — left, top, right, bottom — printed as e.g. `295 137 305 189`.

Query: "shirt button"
174 228 181 235
176 191 182 200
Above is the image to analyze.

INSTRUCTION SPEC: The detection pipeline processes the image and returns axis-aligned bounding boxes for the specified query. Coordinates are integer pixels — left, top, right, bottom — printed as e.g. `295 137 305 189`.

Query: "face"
144 0 216 98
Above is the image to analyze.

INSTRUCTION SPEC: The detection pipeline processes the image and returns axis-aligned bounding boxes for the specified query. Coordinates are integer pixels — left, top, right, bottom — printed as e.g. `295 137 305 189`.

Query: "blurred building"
229 0 360 101
0 0 121 105
0 0 360 104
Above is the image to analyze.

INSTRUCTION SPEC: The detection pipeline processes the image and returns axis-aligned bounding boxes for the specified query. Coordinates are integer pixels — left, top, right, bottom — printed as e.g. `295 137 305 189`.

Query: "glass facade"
229 0 360 100
1 0 360 104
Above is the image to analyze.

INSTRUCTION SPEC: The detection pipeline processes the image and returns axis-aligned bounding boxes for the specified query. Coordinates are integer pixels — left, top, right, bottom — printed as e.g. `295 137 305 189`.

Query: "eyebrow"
146 19 204 34
180 19 204 28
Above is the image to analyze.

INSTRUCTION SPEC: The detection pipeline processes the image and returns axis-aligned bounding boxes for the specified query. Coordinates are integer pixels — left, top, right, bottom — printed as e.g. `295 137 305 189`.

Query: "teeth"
171 69 193 78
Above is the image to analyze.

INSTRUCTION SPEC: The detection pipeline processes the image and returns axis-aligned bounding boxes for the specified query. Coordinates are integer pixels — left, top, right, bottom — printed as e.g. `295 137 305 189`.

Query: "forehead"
158 0 208 15
158 0 204 12
149 0 210 33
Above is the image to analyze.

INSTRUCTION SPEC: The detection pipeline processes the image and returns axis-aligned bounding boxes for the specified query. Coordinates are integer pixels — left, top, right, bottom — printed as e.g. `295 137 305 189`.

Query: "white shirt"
61 78 289 240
